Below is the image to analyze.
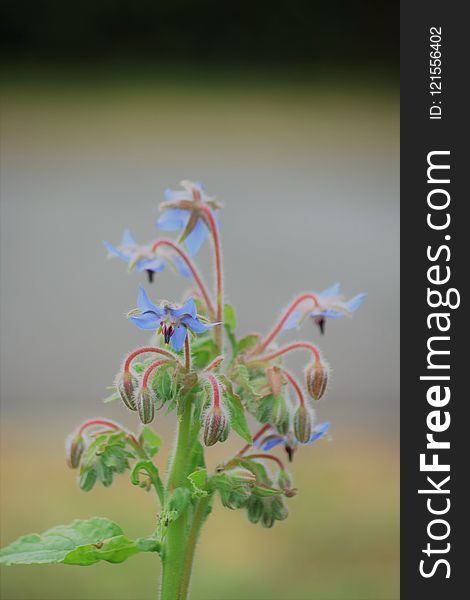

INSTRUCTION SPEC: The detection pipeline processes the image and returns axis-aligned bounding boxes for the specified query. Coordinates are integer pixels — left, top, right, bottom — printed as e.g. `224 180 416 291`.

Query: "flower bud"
271 496 289 521
65 433 85 469
293 405 314 444
305 361 329 401
270 394 289 435
116 371 138 411
261 507 275 529
247 496 264 524
137 386 155 424
203 405 229 446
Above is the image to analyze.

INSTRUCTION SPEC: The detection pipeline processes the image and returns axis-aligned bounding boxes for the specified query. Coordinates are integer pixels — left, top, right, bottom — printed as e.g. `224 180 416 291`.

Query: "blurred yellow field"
0 423 398 600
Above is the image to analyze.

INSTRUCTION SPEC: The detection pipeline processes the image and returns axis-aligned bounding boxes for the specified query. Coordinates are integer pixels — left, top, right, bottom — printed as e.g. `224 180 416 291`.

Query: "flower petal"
136 285 165 317
306 421 330 444
103 241 131 262
184 218 208 256
121 230 136 246
163 189 190 202
172 256 193 279
345 293 367 313
136 258 166 273
310 307 344 318
318 283 341 298
182 315 217 333
171 325 187 351
156 208 189 231
282 309 301 330
172 298 197 319
128 313 161 330
259 437 284 451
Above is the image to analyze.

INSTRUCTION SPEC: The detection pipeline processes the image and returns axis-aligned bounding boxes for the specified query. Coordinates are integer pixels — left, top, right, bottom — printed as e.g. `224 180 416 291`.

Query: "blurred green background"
0 1 399 599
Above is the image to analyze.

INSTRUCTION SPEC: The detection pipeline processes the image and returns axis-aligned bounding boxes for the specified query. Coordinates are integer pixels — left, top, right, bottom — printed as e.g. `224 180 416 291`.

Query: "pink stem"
199 205 223 348
244 453 285 471
205 355 224 371
124 346 179 375
246 341 321 366
78 419 120 436
252 293 321 354
238 423 271 456
206 373 220 409
184 336 191 371
150 238 215 317
142 358 171 389
281 368 305 407
76 419 143 455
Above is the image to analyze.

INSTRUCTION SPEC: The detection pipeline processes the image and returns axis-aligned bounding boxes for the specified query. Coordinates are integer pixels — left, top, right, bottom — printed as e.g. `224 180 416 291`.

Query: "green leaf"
103 390 120 404
0 518 159 566
224 303 238 356
150 363 175 408
79 431 133 491
190 337 219 369
233 365 260 398
223 304 237 332
188 468 208 497
139 426 161 458
237 334 261 353
223 388 252 445
130 460 165 505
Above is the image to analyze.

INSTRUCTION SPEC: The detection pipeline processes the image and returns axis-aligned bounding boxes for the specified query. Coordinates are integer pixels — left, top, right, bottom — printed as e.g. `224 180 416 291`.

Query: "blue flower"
156 180 220 256
283 283 366 334
103 230 192 282
255 421 331 462
127 286 219 351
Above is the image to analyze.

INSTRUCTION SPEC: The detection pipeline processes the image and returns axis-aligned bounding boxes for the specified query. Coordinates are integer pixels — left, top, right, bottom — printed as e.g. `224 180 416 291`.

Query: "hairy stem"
178 496 210 600
159 404 201 600
251 293 320 354
151 239 215 317
246 341 321 366
200 205 223 349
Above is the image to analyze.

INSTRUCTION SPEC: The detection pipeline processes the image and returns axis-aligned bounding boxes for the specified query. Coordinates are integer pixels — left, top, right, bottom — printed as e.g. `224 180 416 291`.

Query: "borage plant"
0 180 365 599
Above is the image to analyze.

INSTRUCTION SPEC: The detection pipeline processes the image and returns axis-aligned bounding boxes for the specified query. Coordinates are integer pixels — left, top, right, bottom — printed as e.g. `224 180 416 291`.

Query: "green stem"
179 496 211 600
159 406 198 600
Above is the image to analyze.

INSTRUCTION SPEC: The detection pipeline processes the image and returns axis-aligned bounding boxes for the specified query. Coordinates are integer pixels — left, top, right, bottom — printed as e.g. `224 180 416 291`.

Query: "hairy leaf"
0 518 159 566
139 426 161 458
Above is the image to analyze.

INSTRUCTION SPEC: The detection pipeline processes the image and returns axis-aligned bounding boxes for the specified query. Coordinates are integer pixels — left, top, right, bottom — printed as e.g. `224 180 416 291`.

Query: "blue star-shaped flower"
103 230 192 282
156 180 220 256
283 283 366 334
127 286 219 351
256 421 331 462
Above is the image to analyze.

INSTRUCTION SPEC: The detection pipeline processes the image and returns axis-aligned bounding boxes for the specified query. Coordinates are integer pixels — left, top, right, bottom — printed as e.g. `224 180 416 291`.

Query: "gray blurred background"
0 84 398 432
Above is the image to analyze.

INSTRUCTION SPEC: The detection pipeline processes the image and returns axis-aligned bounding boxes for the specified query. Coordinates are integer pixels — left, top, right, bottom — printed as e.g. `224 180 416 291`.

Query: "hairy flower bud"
247 496 264 524
136 386 155 424
271 496 289 521
270 394 289 435
305 361 329 401
116 371 138 411
65 433 85 469
293 405 314 444
261 507 275 529
203 405 229 447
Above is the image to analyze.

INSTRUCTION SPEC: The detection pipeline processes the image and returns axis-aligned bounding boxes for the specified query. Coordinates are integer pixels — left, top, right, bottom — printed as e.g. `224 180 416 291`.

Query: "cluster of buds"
65 419 143 492
114 346 182 424
246 495 289 528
